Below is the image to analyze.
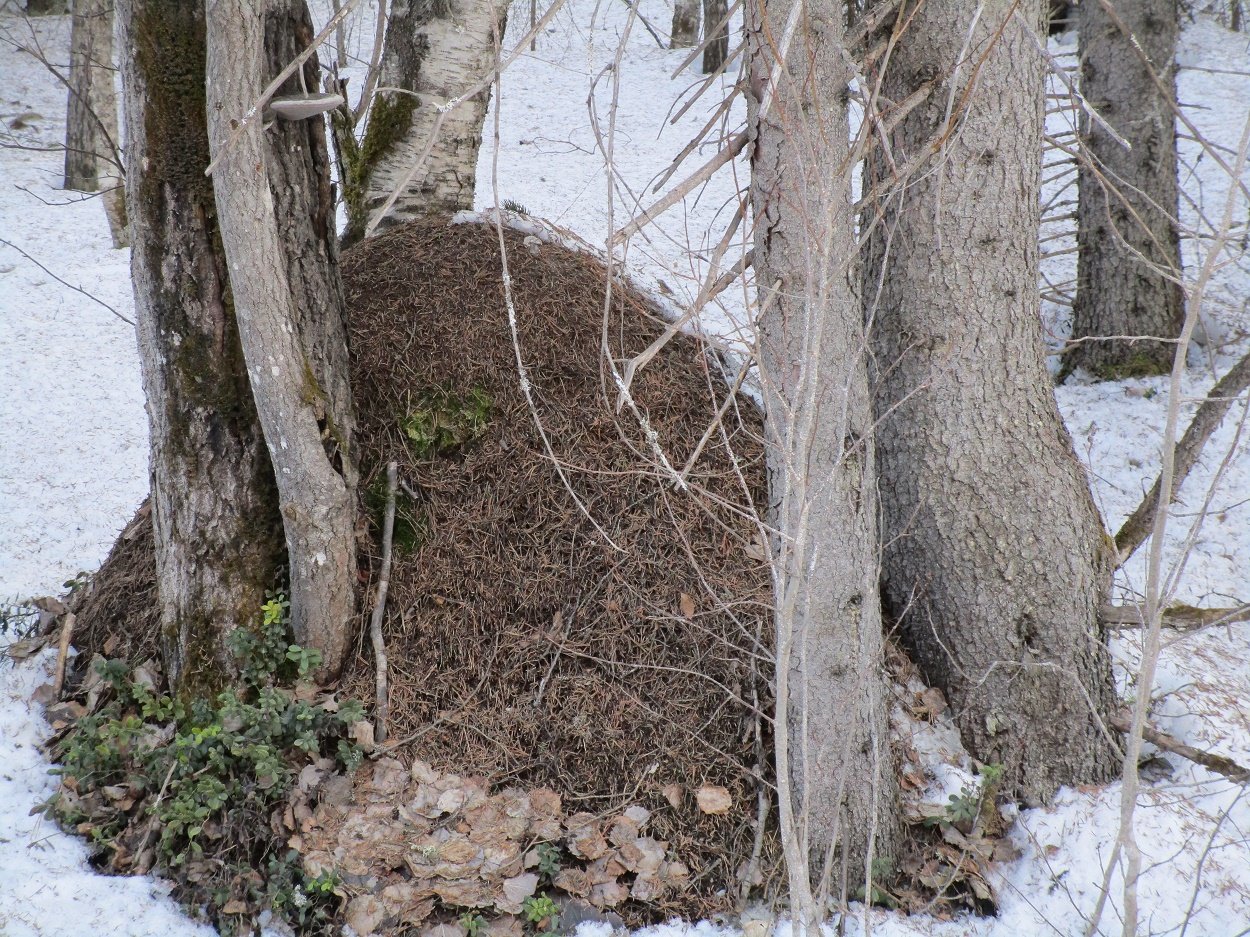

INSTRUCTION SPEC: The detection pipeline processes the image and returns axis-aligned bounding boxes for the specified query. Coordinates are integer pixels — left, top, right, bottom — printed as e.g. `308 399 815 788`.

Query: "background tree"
63 0 127 246
749 0 898 909
671 0 699 47
1064 0 1183 379
701 0 728 73
863 0 1118 802
119 0 356 689
346 0 511 242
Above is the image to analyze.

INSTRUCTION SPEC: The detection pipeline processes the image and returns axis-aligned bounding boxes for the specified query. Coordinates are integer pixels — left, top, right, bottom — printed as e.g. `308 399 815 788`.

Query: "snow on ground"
1 2 1249 936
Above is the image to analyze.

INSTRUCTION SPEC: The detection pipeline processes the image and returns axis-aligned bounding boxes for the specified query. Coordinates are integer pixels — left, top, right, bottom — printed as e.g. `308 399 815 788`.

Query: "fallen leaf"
679 593 695 619
695 785 732 815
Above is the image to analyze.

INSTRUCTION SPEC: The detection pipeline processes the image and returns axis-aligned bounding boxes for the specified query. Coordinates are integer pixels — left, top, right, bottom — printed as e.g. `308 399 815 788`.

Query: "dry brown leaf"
679 593 696 618
695 785 732 815
588 880 629 908
346 895 388 937
661 783 684 809
497 872 540 913
553 868 591 898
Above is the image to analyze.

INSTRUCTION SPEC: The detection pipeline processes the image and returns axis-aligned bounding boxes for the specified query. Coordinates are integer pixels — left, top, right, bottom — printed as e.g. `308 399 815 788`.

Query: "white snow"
1 2 1249 936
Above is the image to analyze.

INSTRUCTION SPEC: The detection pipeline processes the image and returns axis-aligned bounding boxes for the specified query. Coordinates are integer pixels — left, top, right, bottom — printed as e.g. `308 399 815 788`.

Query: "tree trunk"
64 0 127 247
701 0 728 73
671 0 699 48
1064 0 1182 379
748 0 897 907
118 0 284 692
863 0 1118 803
349 0 509 242
205 0 358 681
26 0 68 14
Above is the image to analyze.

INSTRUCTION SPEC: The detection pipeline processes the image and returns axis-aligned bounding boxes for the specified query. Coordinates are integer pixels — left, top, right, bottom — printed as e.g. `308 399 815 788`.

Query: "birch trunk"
205 0 358 680
118 0 283 692
352 0 509 241
748 0 897 903
863 0 1117 802
671 0 699 47
64 0 127 246
1065 0 1183 379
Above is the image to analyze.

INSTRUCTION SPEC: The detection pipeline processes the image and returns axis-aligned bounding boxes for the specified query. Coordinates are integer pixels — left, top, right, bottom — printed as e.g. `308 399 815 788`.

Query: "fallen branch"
1110 712 1250 784
370 461 397 745
1100 602 1250 632
51 613 76 700
1115 348 1250 564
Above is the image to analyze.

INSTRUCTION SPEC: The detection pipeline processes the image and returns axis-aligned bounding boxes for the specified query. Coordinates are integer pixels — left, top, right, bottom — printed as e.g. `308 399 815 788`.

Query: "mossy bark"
120 0 356 691
359 0 509 233
120 0 285 694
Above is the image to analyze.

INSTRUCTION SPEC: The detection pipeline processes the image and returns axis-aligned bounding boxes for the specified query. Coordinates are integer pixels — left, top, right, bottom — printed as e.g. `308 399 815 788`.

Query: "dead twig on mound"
370 461 398 745
1110 713 1250 784
51 613 76 700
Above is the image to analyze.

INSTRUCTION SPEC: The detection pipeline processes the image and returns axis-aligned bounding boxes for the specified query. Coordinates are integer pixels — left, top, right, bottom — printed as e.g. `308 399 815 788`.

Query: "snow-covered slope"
1 2 1248 935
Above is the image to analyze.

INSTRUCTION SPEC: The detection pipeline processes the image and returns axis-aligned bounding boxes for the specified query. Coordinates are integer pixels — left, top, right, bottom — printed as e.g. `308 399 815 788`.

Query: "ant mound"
73 218 776 928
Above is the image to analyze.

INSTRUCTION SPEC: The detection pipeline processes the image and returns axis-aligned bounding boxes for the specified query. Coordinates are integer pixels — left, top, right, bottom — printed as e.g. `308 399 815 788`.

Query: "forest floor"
2 1 1250 935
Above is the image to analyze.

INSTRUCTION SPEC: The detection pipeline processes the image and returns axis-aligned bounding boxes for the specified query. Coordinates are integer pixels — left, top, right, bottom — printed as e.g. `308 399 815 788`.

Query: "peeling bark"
356 0 509 239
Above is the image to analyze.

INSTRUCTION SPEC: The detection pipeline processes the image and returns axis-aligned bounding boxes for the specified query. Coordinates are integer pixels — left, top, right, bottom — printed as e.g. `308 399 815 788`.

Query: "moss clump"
400 385 492 460
364 471 425 556
337 92 419 246
1092 350 1171 381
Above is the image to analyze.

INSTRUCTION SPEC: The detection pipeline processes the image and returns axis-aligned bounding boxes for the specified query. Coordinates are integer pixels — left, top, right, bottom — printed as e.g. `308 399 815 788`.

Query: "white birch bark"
359 0 510 237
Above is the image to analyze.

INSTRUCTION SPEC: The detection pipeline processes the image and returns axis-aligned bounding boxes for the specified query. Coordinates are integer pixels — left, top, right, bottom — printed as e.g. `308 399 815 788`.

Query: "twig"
1109 713 1250 784
0 237 133 325
51 613 75 699
1100 602 1250 631
370 461 397 744
133 761 177 867
1115 348 1250 564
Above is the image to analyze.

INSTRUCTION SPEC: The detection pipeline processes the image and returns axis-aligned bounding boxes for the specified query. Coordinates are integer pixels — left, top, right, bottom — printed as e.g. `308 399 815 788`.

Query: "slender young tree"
863 0 1118 802
749 0 898 909
1064 0 1183 379
347 0 510 243
119 0 356 689
206 0 358 681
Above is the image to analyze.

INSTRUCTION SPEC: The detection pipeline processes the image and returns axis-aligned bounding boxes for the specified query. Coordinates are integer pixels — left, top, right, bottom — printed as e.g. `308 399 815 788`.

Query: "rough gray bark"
64 0 127 246
118 0 284 692
748 0 897 903
701 0 728 73
671 0 699 47
354 0 509 241
863 0 1117 802
205 0 358 681
27 0 68 14
1065 0 1183 379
